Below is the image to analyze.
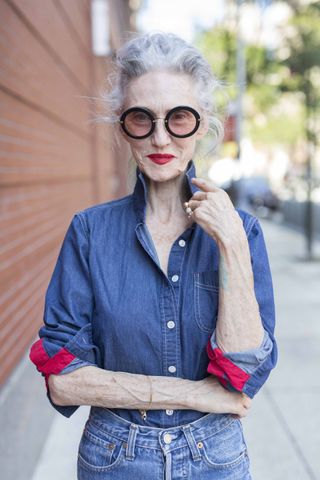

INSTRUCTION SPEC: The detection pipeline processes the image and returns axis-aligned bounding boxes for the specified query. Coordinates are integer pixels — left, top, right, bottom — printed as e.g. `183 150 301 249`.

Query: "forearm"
216 221 265 352
49 366 193 410
48 365 250 416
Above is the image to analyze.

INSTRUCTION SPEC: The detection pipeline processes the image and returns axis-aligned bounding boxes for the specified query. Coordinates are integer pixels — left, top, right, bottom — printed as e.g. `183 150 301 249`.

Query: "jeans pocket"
194 271 219 333
78 425 124 473
200 419 248 470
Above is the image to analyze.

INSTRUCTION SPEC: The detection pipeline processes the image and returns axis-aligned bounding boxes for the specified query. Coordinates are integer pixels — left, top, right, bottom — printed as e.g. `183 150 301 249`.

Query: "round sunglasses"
119 105 201 139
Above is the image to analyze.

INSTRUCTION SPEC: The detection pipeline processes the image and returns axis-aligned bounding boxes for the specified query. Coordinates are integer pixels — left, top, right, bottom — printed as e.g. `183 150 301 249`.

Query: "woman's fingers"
238 394 252 417
243 394 252 410
229 392 252 418
191 177 219 192
184 200 201 211
190 190 208 200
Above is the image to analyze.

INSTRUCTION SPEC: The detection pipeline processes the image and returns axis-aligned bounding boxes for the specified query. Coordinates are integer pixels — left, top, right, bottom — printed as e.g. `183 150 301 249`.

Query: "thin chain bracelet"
139 375 153 421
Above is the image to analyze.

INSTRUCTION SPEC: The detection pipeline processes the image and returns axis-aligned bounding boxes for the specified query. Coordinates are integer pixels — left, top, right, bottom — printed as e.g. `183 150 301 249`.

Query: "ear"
196 114 209 140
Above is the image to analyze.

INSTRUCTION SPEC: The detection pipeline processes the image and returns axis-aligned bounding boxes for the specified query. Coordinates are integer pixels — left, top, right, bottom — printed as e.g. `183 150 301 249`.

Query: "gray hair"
99 32 225 150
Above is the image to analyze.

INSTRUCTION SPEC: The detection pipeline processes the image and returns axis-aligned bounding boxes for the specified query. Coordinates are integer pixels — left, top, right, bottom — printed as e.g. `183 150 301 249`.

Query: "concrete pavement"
242 218 320 480
1 217 319 480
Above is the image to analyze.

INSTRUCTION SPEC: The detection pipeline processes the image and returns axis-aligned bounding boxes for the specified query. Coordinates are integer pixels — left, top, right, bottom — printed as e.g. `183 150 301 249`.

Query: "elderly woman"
30 32 277 479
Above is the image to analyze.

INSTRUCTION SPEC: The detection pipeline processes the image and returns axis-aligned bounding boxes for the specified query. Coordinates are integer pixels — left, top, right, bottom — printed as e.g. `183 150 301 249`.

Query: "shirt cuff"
59 357 94 375
207 328 273 391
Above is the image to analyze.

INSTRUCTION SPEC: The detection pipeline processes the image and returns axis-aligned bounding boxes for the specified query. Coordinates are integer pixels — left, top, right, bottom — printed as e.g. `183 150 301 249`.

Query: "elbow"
206 342 251 392
47 374 67 406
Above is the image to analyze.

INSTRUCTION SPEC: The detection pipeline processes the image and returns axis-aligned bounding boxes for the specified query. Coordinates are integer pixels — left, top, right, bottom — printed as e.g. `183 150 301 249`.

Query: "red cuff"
206 341 250 391
30 339 76 387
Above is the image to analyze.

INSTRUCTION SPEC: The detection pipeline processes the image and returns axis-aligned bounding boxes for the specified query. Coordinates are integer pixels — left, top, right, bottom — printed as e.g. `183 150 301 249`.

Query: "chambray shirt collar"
132 159 201 223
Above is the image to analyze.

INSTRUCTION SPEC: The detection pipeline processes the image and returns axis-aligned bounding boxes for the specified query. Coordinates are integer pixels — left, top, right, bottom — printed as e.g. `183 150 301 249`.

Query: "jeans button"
163 433 172 444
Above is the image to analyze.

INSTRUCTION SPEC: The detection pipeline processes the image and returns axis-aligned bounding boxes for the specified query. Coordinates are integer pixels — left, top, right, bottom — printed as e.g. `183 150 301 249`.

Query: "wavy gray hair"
99 32 225 150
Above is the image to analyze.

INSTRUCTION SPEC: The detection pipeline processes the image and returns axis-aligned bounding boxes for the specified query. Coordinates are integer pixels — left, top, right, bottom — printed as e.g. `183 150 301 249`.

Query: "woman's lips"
147 154 175 165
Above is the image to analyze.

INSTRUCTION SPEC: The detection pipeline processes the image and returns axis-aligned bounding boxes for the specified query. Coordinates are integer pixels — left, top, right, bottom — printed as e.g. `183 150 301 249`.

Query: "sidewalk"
31 406 89 480
1 218 320 480
242 218 320 480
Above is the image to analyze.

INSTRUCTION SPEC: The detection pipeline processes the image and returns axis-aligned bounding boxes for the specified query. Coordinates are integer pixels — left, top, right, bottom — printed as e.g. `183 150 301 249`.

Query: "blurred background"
0 1 319 479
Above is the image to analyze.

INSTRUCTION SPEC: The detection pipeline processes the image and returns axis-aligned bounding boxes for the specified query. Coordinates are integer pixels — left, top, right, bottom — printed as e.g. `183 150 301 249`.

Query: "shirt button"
168 365 176 373
178 239 186 247
163 433 172 444
167 321 175 329
166 409 174 416
171 274 179 282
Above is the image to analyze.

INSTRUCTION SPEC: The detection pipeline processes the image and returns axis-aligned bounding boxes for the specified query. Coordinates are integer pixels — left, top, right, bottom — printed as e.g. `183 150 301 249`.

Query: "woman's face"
120 70 208 184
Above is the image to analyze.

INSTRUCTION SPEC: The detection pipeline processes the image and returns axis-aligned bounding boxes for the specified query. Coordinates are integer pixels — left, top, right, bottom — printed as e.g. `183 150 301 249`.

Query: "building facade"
0 0 135 387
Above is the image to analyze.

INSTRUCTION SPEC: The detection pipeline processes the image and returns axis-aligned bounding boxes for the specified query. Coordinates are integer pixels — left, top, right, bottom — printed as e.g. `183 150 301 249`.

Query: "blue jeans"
77 408 252 479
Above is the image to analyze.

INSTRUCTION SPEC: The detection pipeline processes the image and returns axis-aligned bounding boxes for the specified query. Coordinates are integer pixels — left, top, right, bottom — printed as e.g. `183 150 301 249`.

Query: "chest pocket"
194 270 219 333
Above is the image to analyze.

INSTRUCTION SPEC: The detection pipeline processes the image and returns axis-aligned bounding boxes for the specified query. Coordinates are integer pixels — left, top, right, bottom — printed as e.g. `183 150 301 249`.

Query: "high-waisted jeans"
77 408 252 479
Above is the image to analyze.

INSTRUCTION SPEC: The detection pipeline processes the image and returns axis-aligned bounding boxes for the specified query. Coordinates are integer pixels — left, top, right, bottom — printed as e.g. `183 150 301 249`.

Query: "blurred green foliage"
195 1 320 151
281 1 320 146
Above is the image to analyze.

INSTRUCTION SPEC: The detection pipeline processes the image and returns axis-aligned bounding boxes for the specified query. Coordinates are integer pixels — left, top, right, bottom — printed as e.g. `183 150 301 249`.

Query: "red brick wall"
0 0 132 386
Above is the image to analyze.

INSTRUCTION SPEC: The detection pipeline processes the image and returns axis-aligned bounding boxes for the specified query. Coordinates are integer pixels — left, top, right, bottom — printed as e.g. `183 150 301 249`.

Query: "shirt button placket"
165 239 185 388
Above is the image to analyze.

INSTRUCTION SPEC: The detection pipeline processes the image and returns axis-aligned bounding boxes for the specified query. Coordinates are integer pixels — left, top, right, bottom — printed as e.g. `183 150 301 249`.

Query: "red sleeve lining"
30 338 76 385
206 341 250 391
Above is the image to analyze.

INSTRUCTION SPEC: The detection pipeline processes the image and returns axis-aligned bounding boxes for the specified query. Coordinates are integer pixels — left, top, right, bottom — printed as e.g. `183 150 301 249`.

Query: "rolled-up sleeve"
206 217 278 398
29 213 101 417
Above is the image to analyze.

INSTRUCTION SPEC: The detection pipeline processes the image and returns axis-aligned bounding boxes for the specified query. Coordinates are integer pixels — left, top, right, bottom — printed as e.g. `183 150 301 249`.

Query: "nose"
151 119 171 147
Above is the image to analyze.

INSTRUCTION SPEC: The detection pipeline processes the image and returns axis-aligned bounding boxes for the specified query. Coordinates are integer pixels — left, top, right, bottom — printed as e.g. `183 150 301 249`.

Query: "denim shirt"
30 160 277 427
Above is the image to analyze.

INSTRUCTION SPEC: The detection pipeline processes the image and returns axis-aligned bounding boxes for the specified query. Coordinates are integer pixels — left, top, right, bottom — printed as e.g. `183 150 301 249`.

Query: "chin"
145 165 185 184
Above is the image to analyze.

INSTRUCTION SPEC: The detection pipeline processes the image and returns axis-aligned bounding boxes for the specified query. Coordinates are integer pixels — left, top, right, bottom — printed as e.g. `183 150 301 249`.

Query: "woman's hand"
184 177 244 247
187 376 251 418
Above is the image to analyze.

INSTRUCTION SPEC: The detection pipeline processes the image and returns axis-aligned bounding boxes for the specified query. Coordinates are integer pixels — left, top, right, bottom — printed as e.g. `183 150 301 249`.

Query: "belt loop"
126 424 138 461
182 424 201 462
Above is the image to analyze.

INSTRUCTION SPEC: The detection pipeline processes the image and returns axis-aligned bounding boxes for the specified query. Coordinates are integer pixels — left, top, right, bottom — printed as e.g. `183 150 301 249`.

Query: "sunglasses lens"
123 110 152 138
167 108 198 137
120 107 200 139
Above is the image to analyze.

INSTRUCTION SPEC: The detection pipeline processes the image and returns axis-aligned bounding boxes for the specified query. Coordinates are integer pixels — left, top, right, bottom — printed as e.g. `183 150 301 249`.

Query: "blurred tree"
281 1 320 143
280 0 320 258
195 0 320 258
195 20 300 146
195 1 319 148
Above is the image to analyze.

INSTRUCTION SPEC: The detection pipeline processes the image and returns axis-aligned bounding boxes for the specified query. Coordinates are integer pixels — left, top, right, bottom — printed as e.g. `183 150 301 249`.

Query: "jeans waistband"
87 407 236 454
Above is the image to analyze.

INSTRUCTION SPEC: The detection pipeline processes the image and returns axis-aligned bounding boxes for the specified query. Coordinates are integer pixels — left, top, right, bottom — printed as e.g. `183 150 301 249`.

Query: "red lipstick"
147 154 175 165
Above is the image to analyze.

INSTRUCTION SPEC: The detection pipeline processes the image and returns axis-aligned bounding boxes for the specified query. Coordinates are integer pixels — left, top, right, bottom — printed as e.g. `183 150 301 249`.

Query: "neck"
145 174 189 224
